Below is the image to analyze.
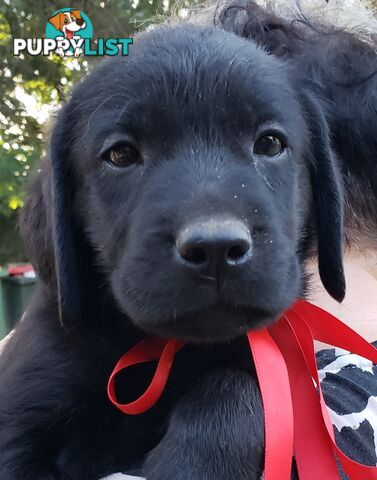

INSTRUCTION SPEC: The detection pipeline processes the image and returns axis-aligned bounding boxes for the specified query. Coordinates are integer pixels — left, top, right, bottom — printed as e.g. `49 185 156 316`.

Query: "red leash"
107 300 377 479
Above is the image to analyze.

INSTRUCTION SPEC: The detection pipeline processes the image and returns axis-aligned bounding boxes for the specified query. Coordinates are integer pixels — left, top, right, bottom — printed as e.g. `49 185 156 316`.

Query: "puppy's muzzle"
176 217 252 280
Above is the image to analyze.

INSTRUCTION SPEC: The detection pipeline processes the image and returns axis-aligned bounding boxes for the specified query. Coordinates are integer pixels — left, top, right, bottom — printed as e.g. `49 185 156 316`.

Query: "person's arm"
308 252 377 349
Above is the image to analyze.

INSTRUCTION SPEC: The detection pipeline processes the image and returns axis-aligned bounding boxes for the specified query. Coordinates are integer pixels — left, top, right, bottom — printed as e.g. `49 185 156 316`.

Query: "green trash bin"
0 269 8 339
1 276 37 332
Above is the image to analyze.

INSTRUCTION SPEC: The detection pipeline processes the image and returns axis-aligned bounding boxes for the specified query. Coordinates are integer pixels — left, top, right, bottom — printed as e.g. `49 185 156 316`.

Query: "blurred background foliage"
0 0 196 264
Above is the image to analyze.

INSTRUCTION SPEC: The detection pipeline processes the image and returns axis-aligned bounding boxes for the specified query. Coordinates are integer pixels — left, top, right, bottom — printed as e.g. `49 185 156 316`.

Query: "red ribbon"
107 300 377 479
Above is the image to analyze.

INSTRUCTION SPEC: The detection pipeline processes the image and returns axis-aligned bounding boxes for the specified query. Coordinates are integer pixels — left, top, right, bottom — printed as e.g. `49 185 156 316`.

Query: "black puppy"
2 11 373 478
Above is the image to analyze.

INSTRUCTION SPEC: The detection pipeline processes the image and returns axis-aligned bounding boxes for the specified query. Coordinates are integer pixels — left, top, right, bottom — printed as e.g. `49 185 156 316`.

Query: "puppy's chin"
133 303 288 344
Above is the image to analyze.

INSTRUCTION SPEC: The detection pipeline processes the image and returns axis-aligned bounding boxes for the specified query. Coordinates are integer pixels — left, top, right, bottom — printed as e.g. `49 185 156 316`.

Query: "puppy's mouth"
65 24 83 38
138 302 282 343
65 29 75 39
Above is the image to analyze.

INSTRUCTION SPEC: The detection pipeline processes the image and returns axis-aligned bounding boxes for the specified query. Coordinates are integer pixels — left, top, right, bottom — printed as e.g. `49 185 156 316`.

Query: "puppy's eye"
64 18 69 24
105 143 141 168
254 135 285 157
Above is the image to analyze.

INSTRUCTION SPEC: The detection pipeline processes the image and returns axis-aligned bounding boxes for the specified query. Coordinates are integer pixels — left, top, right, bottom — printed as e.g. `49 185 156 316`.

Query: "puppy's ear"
48 13 64 31
21 108 101 329
301 92 346 302
71 10 81 19
48 106 89 329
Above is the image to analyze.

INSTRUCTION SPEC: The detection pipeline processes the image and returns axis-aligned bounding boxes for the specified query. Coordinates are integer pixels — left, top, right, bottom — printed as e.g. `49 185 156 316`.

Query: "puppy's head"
48 10 85 38
23 25 345 342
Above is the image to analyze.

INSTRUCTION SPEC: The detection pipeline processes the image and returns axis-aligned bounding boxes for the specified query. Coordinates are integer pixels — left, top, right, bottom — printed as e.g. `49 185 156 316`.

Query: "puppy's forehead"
74 25 301 141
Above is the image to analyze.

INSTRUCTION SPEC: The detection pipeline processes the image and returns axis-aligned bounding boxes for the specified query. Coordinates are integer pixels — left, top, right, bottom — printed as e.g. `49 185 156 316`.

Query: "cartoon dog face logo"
48 9 86 40
48 9 86 57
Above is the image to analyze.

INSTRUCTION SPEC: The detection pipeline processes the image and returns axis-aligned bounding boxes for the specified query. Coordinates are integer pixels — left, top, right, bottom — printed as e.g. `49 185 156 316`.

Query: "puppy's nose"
76 18 84 26
176 218 252 275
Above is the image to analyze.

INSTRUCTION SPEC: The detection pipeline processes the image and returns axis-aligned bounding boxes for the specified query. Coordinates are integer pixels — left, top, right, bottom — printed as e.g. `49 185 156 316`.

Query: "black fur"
1 7 375 477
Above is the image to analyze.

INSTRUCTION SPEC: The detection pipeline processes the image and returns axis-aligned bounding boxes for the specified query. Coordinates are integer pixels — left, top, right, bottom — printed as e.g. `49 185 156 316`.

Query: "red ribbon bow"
108 300 377 479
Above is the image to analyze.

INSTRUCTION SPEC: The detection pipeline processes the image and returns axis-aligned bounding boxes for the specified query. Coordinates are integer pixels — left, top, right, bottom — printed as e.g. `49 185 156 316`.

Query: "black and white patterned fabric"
317 341 377 470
